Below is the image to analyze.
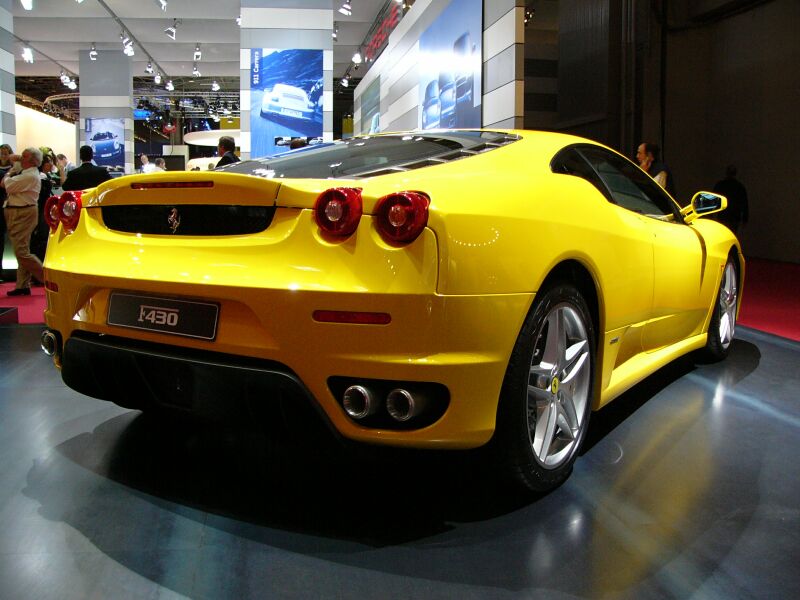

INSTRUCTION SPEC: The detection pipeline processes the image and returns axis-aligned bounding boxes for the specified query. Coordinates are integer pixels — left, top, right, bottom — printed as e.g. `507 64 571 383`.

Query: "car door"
576 147 706 351
551 147 654 371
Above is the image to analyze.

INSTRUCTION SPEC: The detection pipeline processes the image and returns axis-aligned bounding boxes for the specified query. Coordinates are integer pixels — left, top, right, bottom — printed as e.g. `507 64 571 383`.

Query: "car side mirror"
681 191 727 224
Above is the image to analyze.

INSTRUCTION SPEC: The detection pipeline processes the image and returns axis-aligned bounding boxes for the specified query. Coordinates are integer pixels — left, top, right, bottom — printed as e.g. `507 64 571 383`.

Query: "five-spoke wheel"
494 282 595 492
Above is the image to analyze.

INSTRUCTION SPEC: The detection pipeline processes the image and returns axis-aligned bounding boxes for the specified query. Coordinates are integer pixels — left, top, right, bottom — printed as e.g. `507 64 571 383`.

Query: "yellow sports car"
40 130 743 491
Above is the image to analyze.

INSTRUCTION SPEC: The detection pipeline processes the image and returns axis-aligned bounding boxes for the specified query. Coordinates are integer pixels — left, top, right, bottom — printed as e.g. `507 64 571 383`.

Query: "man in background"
153 158 166 171
140 154 157 173
636 142 676 198
216 136 240 167
62 145 112 191
713 165 749 236
1 147 44 296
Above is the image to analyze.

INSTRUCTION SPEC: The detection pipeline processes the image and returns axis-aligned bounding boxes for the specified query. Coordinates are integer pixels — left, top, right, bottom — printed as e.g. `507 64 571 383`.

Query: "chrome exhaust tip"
343 385 379 419
40 330 58 356
386 388 428 422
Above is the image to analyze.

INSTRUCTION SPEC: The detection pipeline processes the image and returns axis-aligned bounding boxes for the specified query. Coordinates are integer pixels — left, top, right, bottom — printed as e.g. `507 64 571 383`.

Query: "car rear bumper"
44 275 532 448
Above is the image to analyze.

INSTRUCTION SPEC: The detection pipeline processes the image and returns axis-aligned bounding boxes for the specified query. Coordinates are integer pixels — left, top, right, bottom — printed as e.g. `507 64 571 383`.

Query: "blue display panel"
250 49 324 158
419 0 482 129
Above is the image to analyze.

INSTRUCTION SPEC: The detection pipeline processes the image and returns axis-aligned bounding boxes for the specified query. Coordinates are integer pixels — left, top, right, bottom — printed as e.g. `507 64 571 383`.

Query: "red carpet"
0 281 46 325
1 259 798 341
738 257 800 342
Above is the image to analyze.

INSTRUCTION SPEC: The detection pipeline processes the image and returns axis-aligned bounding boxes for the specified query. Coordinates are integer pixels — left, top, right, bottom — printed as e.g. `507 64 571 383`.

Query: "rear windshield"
221 131 519 179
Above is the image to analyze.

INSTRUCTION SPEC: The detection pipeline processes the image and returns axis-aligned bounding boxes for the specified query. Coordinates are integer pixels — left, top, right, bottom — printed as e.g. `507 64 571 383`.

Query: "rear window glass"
221 131 519 179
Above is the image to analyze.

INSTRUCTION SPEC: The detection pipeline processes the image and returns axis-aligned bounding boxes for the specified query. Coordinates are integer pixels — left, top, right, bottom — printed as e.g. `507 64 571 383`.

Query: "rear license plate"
108 293 219 340
281 108 302 118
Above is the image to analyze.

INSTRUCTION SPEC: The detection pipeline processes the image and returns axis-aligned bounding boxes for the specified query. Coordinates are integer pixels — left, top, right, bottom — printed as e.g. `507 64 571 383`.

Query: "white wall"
13 104 77 163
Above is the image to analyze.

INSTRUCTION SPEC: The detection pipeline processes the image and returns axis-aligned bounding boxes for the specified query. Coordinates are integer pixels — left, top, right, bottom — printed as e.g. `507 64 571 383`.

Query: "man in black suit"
62 145 112 191
216 136 240 167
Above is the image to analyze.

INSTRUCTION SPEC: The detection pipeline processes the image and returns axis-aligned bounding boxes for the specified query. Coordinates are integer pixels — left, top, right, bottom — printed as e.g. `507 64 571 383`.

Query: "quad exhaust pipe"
386 388 428 422
343 385 380 420
40 330 58 357
342 384 429 422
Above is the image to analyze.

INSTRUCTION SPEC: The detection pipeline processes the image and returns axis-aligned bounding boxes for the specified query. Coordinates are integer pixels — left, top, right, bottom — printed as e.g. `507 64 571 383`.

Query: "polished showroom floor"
0 324 798 599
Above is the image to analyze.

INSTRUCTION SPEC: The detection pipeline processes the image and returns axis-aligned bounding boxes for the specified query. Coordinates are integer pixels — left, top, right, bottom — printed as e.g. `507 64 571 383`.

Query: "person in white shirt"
140 154 157 173
1 147 44 296
153 158 166 171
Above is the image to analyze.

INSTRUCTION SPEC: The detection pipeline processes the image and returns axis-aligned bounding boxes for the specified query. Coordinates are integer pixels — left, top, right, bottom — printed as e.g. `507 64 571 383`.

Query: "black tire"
700 254 739 362
492 282 596 492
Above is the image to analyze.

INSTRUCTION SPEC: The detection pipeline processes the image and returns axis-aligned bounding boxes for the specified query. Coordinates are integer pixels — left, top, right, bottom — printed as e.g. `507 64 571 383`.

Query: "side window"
550 146 614 203
577 147 678 218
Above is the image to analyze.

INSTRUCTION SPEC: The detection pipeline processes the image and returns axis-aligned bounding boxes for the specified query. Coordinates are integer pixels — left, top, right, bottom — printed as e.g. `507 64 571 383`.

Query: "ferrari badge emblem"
168 208 180 233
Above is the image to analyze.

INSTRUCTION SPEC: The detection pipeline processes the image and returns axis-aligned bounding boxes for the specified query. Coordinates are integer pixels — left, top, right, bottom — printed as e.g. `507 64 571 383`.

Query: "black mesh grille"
101 205 276 235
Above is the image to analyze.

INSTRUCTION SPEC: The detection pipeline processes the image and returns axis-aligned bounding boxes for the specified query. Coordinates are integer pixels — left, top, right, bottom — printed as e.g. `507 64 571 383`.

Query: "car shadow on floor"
30 339 761 552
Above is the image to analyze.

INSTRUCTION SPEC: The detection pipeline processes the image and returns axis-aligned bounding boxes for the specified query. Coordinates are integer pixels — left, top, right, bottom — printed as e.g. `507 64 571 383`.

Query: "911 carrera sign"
365 3 401 61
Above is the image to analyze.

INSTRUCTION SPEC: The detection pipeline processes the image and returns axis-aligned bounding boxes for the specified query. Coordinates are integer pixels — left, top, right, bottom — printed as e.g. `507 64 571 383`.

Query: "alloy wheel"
526 303 591 469
719 260 738 349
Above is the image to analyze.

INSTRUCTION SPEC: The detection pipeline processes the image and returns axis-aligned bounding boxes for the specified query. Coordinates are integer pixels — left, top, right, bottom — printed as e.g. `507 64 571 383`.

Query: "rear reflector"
312 310 391 325
131 181 214 189
44 280 59 292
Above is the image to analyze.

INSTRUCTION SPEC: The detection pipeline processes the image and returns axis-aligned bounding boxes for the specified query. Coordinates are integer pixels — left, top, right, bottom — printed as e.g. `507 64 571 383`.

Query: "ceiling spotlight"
341 76 349 88
352 50 362 64
524 7 535 25
145 61 153 74
154 0 167 11
76 0 86 4
192 64 201 77
21 0 33 10
60 71 70 84
165 19 178 40
165 80 174 91
236 15 241 27
154 72 162 84
338 2 352 16
67 80 77 90
211 80 220 92
120 31 134 56
89 43 98 61
193 44 201 61
21 47 34 63
332 23 338 40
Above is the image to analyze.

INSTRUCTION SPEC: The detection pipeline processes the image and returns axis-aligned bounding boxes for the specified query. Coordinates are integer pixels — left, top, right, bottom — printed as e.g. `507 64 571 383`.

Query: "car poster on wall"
418 0 482 129
250 49 323 158
85 117 125 169
360 77 381 134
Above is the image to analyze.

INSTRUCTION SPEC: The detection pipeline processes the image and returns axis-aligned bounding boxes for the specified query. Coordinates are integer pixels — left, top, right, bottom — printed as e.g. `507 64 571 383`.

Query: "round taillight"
314 187 362 237
44 196 61 232
57 191 82 233
374 192 430 244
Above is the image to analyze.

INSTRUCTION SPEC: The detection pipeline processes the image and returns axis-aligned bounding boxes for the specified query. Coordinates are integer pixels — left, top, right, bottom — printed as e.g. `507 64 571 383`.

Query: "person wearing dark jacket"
61 145 112 191
216 136 240 167
636 142 676 199
712 165 749 236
